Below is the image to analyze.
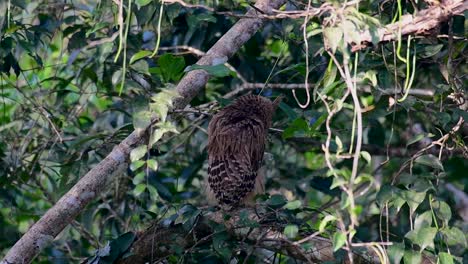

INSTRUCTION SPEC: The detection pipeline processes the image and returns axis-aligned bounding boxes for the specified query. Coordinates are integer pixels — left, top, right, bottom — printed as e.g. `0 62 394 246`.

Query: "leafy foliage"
0 0 466 263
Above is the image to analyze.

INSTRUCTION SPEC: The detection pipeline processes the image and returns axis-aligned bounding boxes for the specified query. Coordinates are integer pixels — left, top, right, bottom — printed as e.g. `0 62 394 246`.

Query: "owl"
206 94 282 209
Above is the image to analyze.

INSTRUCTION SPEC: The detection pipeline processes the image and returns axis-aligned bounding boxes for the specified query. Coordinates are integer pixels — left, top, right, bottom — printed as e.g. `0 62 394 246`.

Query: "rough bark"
1 0 286 262
353 0 468 51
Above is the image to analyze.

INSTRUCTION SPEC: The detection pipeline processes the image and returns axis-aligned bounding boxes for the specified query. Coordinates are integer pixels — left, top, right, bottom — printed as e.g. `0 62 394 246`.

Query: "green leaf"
133 110 153 131
130 145 147 162
151 89 181 108
387 243 405 264
335 136 343 154
406 134 426 147
401 190 426 214
342 20 361 45
284 200 302 210
376 185 394 206
282 118 309 139
414 211 432 231
309 112 327 132
392 195 407 213
156 54 185 82
330 177 347 189
149 121 179 147
415 154 444 170
100 232 136 262
267 194 287 208
418 44 444 58
363 70 377 86
147 185 160 201
354 174 373 185
438 252 454 264
332 231 346 251
319 214 336 233
150 102 169 122
150 129 165 146
135 0 152 6
284 224 299 239
130 160 145 171
147 159 159 171
132 172 145 185
405 227 437 252
278 102 298 120
432 200 451 224
323 27 343 53
403 250 422 264
360 151 371 164
156 121 179 134
134 183 147 196
184 64 233 78
440 227 467 247
129 50 152 65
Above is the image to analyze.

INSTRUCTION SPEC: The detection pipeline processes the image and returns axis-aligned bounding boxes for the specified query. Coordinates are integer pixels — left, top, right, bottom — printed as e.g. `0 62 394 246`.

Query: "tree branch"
115 208 346 263
353 0 467 51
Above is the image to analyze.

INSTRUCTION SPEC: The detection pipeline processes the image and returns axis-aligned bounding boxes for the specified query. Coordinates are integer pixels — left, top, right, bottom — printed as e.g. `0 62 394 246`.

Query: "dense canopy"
0 0 466 263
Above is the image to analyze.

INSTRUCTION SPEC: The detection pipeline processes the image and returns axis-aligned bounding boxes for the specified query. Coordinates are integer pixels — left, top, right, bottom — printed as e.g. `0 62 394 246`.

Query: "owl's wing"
208 155 257 206
207 116 266 206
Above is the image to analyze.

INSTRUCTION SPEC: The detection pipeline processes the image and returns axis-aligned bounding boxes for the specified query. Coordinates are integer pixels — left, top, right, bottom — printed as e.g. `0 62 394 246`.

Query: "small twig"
85 31 120 49
293 231 321 245
352 242 393 247
392 116 465 184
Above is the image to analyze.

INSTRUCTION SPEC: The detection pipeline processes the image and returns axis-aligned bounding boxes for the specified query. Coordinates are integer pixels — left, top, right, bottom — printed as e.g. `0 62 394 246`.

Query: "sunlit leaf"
134 184 147 196
284 200 302 210
360 151 371 164
319 215 336 233
438 252 454 264
133 110 153 131
323 27 343 53
332 231 346 251
149 129 165 146
284 224 299 239
130 160 145 171
130 145 147 162
130 50 152 65
147 159 159 171
184 64 233 78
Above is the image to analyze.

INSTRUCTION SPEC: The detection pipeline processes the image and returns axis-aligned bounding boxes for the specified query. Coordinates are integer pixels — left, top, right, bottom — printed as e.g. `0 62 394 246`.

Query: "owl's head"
230 94 282 128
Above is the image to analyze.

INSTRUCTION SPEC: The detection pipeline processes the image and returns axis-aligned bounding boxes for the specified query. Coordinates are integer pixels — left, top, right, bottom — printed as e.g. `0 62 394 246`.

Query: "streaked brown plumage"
206 94 281 208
